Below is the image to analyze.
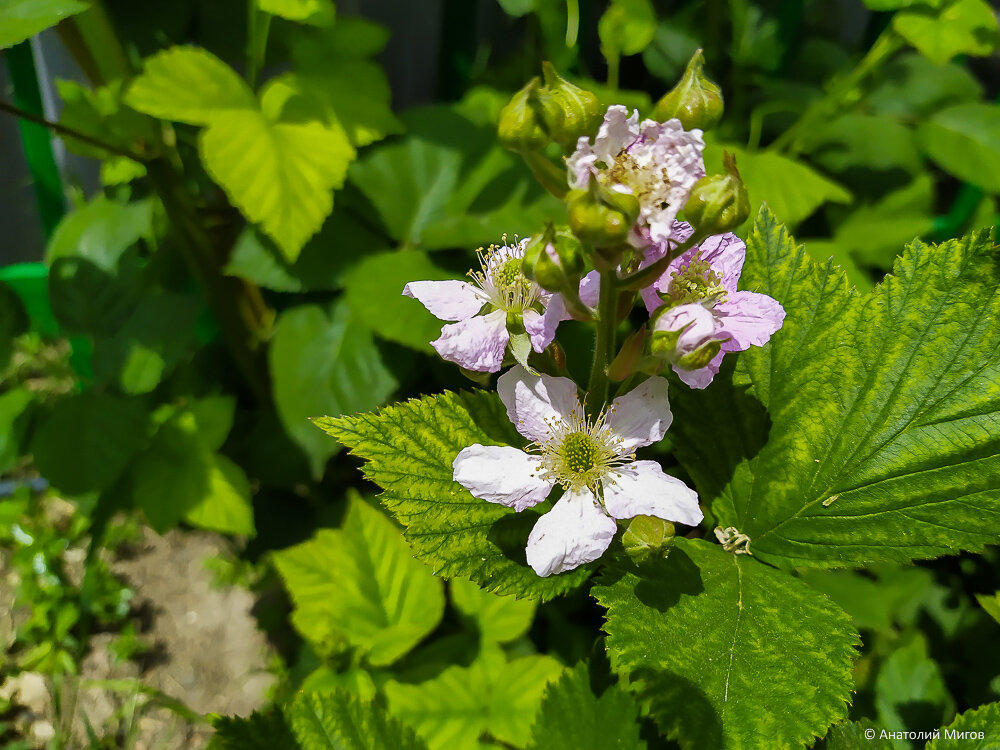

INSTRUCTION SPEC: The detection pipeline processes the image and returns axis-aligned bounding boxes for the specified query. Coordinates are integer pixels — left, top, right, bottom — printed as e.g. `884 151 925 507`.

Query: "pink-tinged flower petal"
605 376 672 451
674 349 724 389
402 280 488 322
603 460 703 526
453 444 553 511
593 105 639 164
653 303 720 355
715 291 786 352
432 309 508 372
566 137 596 190
696 233 746 292
525 488 617 576
578 270 600 308
524 294 566 352
497 366 582 444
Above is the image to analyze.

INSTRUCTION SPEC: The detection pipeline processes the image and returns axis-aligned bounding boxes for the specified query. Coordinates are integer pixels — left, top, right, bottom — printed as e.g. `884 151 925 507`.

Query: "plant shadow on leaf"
632 668 722 750
486 509 543 568
600 547 705 612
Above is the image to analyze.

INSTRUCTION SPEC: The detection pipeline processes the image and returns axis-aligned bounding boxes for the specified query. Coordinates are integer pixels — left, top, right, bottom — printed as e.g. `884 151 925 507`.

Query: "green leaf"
450 578 536 644
705 143 851 228
124 46 256 125
803 114 923 175
46 195 156 271
800 239 873 291
819 719 894 750
676 208 1000 568
875 633 955 742
132 411 254 535
289 690 428 750
599 0 657 58
797 570 894 632
212 707 298 750
90 292 203 394
300 667 377 701
269 301 397 479
186 395 237 452
0 389 34 476
525 662 645 750
258 0 334 25
927 702 1000 749
591 539 858 750
224 210 384 293
893 0 999 64
975 592 1000 625
199 83 355 260
273 495 445 665
864 52 982 118
32 392 149 495
314 390 592 600
833 175 935 268
349 106 563 249
47 257 137 335
385 646 563 750
341 250 454 350
56 79 155 160
0 0 88 50
917 104 1000 194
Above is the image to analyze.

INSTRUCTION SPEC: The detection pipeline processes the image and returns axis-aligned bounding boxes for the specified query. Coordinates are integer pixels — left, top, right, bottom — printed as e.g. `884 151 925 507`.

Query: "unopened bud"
607 328 649 382
684 152 750 236
522 225 586 295
536 62 602 149
623 515 676 563
498 77 548 153
653 49 724 131
650 303 723 369
567 185 640 249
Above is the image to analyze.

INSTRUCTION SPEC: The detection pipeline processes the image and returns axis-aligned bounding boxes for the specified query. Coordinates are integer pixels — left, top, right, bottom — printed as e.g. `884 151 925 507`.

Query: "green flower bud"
498 77 548 153
566 186 640 248
676 338 722 370
684 151 750 236
522 225 586 294
653 49 724 131
607 328 648 382
535 62 602 149
623 515 676 563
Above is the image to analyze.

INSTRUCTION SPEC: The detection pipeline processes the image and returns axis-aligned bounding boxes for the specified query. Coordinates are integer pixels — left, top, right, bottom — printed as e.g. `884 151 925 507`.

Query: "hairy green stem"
586 271 618 417
617 235 698 290
771 28 902 154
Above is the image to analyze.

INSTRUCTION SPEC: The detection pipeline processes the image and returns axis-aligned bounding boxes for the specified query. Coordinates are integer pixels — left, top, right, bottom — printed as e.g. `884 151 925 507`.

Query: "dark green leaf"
526 662 645 750
819 718 893 750
592 539 858 750
927 702 1000 749
917 104 1000 194
269 301 397 479
211 707 298 750
875 633 955 743
0 389 33 476
31 392 149 495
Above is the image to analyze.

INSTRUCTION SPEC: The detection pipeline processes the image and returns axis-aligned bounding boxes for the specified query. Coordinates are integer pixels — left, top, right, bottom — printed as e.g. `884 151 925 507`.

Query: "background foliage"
0 0 998 748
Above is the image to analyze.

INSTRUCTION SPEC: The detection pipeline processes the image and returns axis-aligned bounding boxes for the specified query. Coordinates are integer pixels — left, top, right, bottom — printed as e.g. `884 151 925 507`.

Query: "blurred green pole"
4 41 66 241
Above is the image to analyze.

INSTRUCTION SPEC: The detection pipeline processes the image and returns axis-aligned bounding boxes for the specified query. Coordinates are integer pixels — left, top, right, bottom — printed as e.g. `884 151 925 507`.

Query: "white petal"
524 295 564 352
715 291 786 352
603 460 703 526
674 349 724 389
577 270 600 308
453 445 553 511
604 376 672 451
432 309 508 372
526 489 616 577
497 366 583 444
403 280 488 321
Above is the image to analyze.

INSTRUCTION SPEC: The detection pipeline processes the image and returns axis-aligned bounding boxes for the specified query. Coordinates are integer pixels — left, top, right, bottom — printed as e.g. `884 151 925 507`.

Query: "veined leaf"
592 539 858 750
917 104 1000 194
450 578 536 644
273 495 445 665
212 707 298 750
926 702 1000 749
893 0 999 65
124 46 255 125
314 390 592 600
525 662 645 750
385 646 563 750
0 0 88 50
269 301 396 479
672 208 1000 569
821 719 894 750
289 690 427 750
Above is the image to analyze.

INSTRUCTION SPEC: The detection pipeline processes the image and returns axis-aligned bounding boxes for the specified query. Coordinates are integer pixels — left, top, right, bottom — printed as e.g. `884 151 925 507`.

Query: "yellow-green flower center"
667 253 726 307
494 257 524 288
470 236 540 313
560 432 600 474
